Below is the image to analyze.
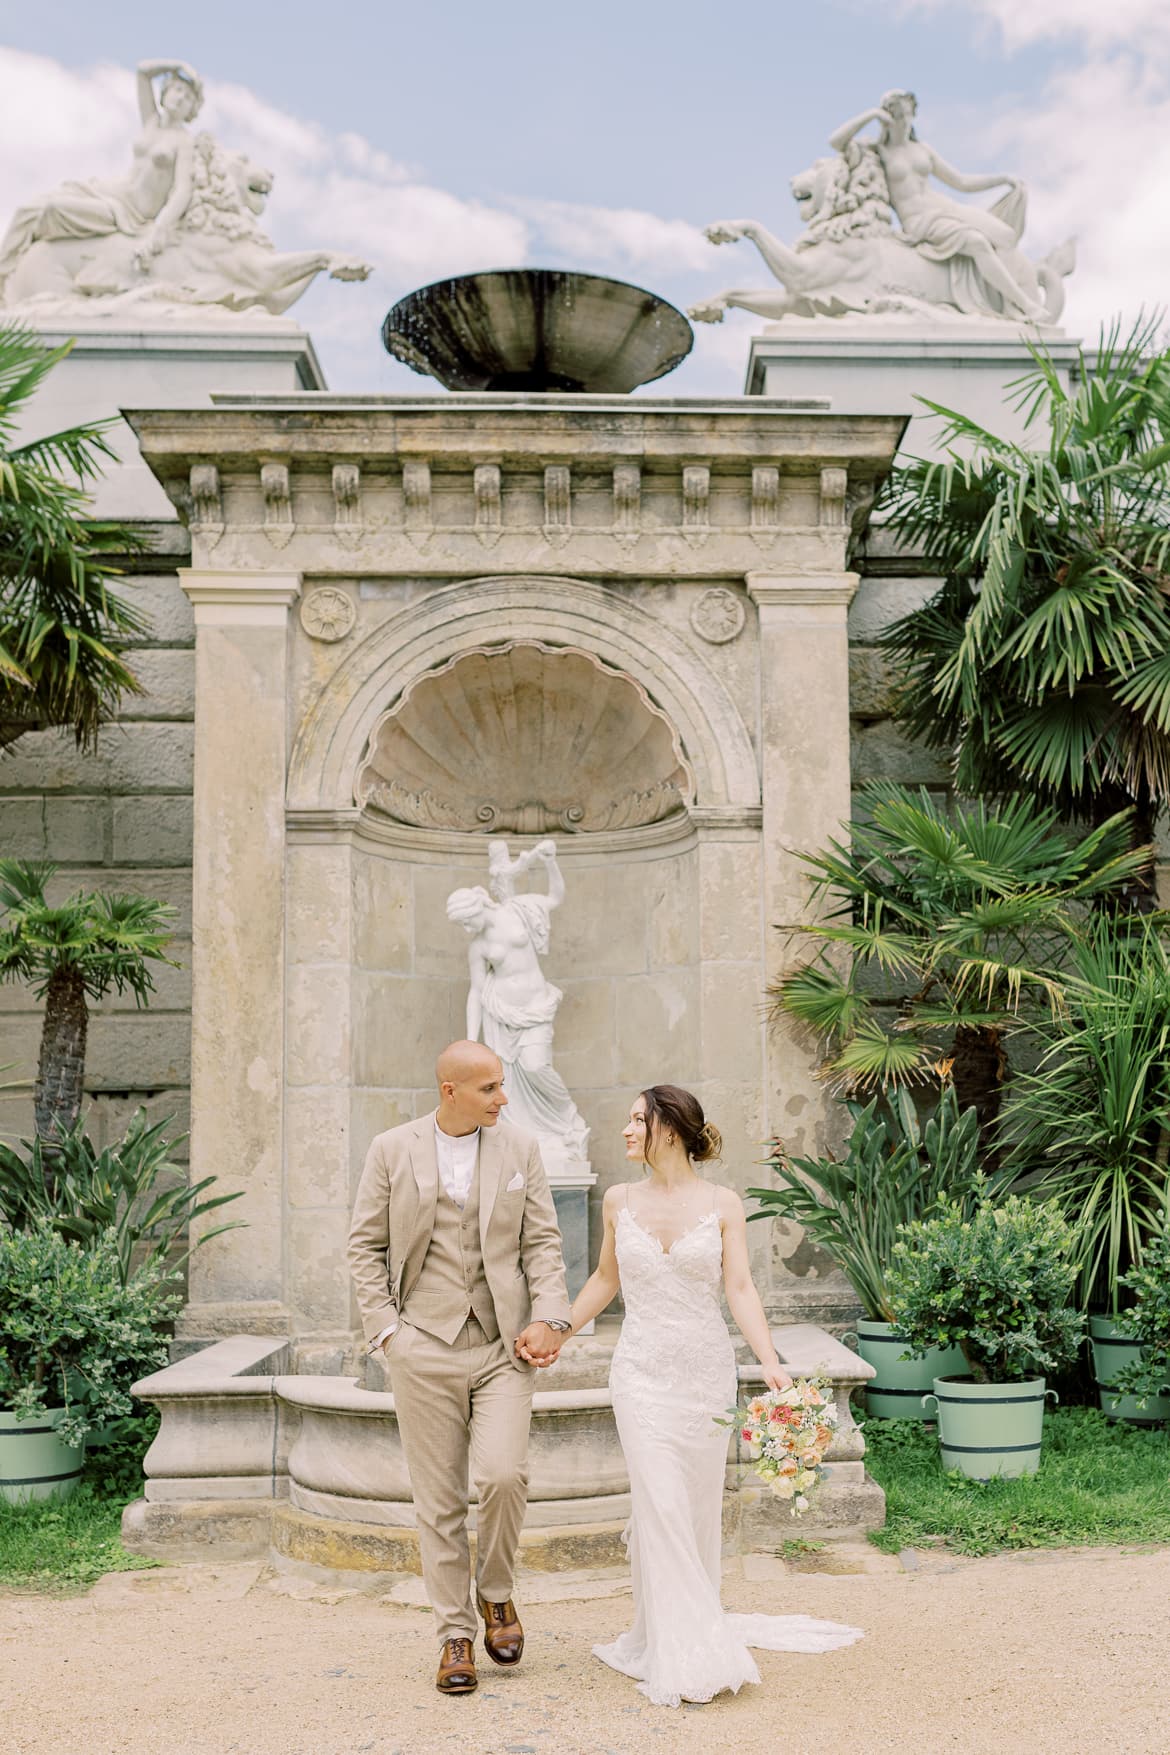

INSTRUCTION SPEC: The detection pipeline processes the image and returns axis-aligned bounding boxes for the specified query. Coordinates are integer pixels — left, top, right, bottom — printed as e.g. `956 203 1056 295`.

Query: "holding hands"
514 1321 565 1368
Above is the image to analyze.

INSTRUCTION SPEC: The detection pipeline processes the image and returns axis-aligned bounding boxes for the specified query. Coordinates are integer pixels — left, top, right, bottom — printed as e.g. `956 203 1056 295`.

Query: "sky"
0 0 1167 393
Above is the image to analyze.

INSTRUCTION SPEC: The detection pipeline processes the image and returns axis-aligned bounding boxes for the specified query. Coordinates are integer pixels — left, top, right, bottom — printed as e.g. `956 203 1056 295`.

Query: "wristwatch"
545 1318 571 1333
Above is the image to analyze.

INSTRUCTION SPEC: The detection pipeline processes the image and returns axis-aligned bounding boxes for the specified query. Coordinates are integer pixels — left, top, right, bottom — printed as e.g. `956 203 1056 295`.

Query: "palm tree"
0 860 175 1145
0 324 147 750
1002 918 1170 1313
771 784 1151 1135
880 318 1170 897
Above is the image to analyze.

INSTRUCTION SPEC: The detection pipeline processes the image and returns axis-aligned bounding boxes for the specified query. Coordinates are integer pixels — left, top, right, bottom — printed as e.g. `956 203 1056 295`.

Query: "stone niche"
127 390 904 1362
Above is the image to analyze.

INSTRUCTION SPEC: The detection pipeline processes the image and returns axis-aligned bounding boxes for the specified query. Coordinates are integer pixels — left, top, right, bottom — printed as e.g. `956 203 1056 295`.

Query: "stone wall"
0 529 194 1158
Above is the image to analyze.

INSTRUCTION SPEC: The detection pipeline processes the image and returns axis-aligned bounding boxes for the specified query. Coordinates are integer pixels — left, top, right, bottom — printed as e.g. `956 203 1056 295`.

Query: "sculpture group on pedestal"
690 89 1075 328
0 59 370 317
446 839 591 1178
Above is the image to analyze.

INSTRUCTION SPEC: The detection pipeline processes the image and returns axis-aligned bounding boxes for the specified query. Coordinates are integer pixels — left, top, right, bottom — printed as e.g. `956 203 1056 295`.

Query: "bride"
561 1084 862 1707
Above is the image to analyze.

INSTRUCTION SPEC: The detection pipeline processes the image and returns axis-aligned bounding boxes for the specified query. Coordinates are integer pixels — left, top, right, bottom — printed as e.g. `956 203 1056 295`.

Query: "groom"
347 1039 571 1695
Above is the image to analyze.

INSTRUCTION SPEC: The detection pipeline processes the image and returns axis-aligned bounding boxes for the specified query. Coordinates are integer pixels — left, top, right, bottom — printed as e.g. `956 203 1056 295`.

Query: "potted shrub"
1104 1227 1170 1424
0 1218 179 1503
748 1086 985 1418
888 1190 1084 1478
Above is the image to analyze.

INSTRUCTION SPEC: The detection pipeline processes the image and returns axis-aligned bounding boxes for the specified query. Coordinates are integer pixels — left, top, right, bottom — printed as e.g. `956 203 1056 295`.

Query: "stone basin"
123 1327 883 1571
381 268 694 393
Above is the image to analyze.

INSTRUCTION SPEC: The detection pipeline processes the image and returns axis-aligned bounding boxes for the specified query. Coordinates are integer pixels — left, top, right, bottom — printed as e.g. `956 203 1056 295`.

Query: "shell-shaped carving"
356 642 693 834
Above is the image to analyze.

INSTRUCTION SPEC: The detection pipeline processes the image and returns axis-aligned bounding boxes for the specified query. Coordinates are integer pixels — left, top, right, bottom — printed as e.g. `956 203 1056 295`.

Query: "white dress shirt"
435 1121 480 1210
369 1123 480 1354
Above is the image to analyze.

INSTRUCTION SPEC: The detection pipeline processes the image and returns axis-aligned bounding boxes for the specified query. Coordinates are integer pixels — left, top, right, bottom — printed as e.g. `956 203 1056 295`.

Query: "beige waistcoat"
400 1159 499 1345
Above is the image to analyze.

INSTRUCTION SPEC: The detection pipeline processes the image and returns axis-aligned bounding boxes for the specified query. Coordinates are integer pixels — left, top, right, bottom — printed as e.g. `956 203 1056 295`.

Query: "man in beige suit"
348 1039 571 1695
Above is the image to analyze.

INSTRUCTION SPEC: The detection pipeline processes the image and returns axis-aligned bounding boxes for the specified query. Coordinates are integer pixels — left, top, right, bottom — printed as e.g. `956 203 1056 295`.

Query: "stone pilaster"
746 572 858 1161
179 569 301 1337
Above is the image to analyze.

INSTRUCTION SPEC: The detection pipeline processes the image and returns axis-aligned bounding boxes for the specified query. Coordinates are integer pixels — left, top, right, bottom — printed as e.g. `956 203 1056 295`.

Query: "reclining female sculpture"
690 90 1074 328
0 58 370 316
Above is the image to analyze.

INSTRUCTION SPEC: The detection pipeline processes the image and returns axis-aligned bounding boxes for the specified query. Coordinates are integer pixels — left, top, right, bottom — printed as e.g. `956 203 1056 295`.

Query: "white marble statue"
0 58 370 317
690 90 1074 328
446 840 590 1174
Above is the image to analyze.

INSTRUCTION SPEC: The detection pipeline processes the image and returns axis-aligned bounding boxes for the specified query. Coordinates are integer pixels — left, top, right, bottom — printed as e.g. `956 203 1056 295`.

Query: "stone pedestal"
746 320 1080 460
12 317 325 518
550 1160 598 1331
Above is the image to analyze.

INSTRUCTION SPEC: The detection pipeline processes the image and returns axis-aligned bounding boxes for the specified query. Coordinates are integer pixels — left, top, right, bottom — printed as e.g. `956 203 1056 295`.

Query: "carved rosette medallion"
690 588 745 644
300 586 357 643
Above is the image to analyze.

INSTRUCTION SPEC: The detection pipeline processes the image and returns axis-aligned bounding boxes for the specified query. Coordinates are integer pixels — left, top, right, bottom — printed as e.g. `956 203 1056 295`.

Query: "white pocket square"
506 1171 525 1192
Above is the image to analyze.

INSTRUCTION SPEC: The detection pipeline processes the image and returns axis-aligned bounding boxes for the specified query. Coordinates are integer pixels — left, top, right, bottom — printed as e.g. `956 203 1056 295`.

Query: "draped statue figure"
446 840 590 1175
0 58 370 316
690 89 1074 328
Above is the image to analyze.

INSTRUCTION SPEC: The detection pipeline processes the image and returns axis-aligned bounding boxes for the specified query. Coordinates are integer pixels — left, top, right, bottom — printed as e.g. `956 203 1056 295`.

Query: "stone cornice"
126 398 906 472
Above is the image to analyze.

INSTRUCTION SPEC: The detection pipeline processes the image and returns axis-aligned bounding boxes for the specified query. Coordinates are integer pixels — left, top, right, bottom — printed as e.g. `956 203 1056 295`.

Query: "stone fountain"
117 244 902 1572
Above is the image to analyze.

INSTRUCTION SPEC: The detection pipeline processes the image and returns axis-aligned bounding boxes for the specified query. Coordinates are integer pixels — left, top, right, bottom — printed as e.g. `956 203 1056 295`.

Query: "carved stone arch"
287 575 759 812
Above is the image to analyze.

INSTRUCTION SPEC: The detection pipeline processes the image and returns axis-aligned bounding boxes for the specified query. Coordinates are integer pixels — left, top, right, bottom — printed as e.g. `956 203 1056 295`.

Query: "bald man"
348 1040 571 1696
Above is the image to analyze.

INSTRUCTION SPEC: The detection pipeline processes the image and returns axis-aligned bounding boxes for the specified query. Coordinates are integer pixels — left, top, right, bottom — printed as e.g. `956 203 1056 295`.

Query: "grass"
862 1405 1170 1556
0 1410 160 1594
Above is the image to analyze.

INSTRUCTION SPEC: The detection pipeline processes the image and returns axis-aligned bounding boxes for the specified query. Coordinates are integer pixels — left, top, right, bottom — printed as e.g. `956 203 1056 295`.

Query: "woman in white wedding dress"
564 1085 862 1708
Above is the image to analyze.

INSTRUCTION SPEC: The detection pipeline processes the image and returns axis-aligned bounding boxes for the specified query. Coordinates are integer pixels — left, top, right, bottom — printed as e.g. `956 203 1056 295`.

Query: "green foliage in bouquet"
0 1219 180 1446
887 1190 1085 1384
747 1084 989 1322
1110 1227 1170 1408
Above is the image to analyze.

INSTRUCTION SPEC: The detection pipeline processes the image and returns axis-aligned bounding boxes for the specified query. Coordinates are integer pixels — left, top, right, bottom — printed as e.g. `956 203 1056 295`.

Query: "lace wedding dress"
594 1197 862 1708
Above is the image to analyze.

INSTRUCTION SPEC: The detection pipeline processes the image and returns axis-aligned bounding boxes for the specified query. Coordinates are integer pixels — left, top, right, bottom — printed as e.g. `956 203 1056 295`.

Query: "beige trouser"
387 1316 535 1644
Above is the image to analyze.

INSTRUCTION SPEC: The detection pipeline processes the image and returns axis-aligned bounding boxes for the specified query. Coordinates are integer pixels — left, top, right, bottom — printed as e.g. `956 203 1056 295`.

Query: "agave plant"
1002 918 1170 1314
0 859 175 1144
771 784 1150 1130
880 317 1170 887
0 323 147 750
746 1084 990 1321
0 1108 243 1286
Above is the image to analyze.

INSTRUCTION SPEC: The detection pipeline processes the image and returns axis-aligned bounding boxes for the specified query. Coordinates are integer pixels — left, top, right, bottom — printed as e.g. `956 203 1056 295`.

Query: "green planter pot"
1089 1316 1170 1426
853 1319 967 1421
0 1407 85 1505
923 1375 1047 1481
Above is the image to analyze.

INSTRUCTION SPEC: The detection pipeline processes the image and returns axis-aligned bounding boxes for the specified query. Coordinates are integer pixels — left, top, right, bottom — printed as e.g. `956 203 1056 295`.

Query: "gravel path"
3 1545 1168 1755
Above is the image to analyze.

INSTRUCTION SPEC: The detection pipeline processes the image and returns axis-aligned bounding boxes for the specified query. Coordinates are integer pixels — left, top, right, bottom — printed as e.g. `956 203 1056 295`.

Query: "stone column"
746 571 858 1161
179 570 301 1338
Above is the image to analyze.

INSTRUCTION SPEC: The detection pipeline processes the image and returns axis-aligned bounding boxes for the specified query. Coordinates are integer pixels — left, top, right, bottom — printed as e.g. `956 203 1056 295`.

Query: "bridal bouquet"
718 1377 838 1515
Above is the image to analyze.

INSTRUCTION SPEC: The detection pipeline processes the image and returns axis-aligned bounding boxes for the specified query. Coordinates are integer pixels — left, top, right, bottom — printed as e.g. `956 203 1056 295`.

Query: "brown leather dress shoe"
476 1592 525 1666
435 1637 477 1694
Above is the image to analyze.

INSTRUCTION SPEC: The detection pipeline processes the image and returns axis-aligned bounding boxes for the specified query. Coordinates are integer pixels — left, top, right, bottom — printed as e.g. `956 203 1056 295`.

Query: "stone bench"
124 1324 881 1570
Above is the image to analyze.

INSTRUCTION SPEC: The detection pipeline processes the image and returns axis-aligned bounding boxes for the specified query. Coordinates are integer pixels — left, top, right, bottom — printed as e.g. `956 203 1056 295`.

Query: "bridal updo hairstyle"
640 1084 722 1164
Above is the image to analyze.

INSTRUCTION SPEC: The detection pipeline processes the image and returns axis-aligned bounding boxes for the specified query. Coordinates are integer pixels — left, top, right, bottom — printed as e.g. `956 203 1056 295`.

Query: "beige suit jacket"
347 1112 571 1369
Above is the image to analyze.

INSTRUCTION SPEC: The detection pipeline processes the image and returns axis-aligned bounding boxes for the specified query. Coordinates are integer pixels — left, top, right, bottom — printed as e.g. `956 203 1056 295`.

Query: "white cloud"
902 0 1170 53
510 198 712 276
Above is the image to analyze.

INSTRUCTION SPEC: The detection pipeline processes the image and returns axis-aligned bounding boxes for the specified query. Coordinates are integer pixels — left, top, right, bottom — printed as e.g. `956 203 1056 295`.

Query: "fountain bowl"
381 268 694 394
